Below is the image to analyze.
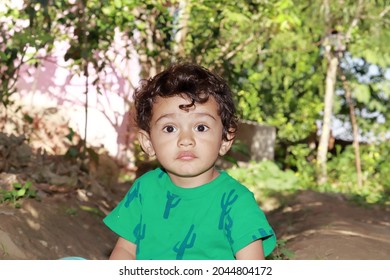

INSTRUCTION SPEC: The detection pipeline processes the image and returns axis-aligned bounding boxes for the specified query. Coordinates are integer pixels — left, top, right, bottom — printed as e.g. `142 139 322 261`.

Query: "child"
104 63 276 260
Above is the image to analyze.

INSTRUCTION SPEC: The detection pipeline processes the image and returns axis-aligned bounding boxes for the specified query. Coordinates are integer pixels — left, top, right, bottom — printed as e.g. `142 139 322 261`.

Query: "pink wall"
15 33 141 167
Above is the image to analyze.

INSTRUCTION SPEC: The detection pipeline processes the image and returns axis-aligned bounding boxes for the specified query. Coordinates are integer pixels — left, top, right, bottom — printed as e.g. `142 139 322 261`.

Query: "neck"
167 168 220 188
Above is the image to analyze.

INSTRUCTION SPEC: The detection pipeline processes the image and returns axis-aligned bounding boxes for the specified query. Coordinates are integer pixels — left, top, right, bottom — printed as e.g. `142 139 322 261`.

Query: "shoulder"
128 168 165 193
218 170 252 196
215 171 256 207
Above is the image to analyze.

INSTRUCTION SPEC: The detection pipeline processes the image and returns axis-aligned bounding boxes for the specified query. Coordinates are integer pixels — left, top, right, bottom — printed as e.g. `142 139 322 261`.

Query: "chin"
168 165 216 178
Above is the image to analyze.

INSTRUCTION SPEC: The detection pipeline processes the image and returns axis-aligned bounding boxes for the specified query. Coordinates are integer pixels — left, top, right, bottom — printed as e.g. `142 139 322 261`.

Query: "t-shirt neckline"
157 168 228 198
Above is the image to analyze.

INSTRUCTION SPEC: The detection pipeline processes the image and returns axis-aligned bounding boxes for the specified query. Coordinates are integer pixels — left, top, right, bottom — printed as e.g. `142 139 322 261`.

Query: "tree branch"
379 5 390 18
223 34 255 61
345 0 364 42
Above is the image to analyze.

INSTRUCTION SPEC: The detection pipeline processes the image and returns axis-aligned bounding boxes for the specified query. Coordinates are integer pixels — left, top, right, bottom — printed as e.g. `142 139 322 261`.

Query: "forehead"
151 95 220 119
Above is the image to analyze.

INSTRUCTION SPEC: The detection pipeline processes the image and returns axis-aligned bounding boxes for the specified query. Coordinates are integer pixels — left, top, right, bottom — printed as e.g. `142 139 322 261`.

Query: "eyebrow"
154 112 217 124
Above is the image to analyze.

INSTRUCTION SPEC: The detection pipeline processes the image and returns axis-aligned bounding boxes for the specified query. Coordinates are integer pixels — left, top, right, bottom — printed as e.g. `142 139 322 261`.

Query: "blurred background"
0 0 389 260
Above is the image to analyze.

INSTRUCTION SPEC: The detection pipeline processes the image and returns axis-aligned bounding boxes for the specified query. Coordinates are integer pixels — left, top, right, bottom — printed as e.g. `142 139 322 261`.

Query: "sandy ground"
1 186 389 260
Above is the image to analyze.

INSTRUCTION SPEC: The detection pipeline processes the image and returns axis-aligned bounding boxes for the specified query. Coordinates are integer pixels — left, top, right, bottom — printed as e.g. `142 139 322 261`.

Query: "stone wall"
227 120 276 163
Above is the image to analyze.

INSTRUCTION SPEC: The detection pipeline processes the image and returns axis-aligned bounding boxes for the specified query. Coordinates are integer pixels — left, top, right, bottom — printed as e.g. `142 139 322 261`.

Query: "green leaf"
16 189 26 198
13 183 22 190
353 84 371 104
79 205 104 217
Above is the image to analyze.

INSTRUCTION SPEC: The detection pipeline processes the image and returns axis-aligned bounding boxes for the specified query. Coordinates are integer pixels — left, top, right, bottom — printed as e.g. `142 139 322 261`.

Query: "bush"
326 142 390 205
226 160 302 205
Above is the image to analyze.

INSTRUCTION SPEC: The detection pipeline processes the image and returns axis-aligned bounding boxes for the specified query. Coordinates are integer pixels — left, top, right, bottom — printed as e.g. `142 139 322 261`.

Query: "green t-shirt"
104 168 276 260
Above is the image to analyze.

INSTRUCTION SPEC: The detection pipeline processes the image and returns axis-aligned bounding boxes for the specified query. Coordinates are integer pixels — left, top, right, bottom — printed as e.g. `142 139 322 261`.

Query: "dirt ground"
1 181 389 260
0 183 123 260
268 190 390 259
2 104 389 260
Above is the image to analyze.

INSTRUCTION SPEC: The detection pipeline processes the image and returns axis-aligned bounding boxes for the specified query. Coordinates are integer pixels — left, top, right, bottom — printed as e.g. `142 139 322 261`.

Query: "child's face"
138 95 233 188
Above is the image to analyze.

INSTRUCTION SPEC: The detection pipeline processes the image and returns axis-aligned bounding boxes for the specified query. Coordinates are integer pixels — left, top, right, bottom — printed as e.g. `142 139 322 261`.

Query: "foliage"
336 55 390 140
284 143 317 187
326 142 390 205
1 0 390 204
79 205 105 217
65 207 78 216
0 0 55 106
236 32 323 143
267 239 295 260
227 160 301 205
0 181 37 208
221 140 250 166
228 142 390 207
265 0 390 187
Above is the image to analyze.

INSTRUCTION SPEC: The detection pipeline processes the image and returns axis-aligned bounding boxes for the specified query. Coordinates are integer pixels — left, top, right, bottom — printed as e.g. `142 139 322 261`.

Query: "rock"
0 173 19 191
88 153 119 191
0 133 32 172
0 229 27 259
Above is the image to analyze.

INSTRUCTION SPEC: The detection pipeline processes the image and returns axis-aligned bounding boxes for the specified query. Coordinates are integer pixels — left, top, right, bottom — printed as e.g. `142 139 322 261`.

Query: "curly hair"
134 63 238 141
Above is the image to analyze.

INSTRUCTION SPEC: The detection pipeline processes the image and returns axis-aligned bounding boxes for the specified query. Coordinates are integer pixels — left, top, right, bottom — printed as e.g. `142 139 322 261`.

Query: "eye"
195 124 209 132
162 125 177 133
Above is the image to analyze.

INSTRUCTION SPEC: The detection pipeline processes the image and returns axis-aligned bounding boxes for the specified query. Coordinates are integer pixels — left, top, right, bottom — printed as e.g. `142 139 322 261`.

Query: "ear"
219 134 235 156
137 130 156 157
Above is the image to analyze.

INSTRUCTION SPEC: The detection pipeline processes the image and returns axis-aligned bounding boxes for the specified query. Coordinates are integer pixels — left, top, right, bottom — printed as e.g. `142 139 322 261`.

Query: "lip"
177 151 197 160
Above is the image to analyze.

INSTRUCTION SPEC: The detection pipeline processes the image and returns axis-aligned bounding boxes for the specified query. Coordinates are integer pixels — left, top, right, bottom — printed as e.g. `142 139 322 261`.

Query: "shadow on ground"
267 190 390 260
1 187 389 260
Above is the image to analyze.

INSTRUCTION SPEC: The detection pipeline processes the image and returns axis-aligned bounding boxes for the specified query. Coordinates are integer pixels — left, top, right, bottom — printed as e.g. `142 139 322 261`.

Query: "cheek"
199 129 223 143
200 136 223 151
158 134 177 144
151 136 173 153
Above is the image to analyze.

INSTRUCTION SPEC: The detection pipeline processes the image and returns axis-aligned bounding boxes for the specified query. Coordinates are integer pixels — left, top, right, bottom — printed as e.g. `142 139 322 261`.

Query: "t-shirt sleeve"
230 190 276 257
103 180 142 244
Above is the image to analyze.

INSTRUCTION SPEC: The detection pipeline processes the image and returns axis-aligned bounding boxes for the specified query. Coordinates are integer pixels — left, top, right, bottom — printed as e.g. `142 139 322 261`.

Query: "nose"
178 129 195 147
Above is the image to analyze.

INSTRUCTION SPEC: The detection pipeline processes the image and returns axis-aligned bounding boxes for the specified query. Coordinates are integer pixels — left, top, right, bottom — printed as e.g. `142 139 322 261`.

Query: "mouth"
177 151 196 161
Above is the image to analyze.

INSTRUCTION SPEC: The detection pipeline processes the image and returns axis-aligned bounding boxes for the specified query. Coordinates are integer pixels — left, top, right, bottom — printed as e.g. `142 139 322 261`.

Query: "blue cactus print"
218 190 238 245
133 217 146 255
224 215 234 244
173 224 196 260
218 190 238 229
125 181 141 208
163 191 182 219
158 170 165 178
252 228 273 241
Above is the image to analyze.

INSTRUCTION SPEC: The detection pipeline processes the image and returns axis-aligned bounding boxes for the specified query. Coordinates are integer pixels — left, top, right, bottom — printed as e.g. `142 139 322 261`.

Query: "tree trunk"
340 71 363 188
316 48 339 185
173 0 190 59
